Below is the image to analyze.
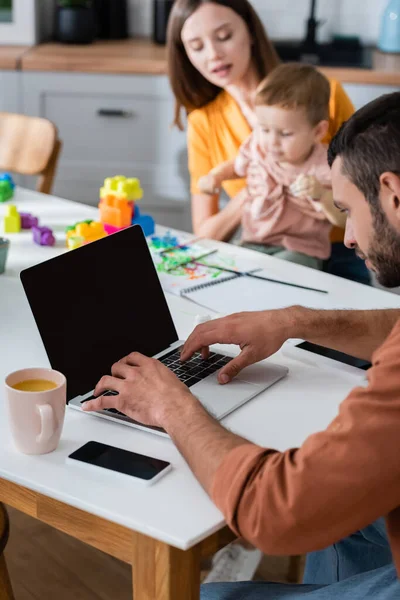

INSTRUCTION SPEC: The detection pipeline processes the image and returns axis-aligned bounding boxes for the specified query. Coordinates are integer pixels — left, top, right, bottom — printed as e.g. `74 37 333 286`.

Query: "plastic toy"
100 175 143 202
4 205 21 233
20 212 39 230
0 180 14 203
99 175 156 237
66 220 106 249
0 173 16 203
0 173 16 189
0 237 9 274
99 195 133 228
103 223 126 235
132 205 155 236
67 236 85 250
32 225 55 247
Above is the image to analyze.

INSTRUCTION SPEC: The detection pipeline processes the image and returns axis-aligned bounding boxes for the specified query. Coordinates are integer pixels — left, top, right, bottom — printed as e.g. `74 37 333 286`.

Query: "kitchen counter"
1 39 399 86
20 39 168 75
0 45 29 70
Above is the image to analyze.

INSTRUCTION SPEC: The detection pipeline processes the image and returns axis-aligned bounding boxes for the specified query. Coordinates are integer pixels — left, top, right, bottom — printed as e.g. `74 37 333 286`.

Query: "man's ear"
314 120 329 142
380 172 400 224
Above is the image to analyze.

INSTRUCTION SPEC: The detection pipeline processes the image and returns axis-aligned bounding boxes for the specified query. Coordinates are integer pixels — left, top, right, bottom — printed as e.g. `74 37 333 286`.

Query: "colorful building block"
130 205 155 236
99 195 133 228
67 236 85 250
4 205 21 233
66 220 106 249
100 175 143 202
0 173 16 189
20 212 39 230
132 214 155 237
103 223 127 235
32 226 55 247
0 180 14 203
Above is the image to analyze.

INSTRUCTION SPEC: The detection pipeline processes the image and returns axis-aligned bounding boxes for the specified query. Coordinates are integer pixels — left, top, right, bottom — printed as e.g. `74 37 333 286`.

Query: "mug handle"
36 404 54 444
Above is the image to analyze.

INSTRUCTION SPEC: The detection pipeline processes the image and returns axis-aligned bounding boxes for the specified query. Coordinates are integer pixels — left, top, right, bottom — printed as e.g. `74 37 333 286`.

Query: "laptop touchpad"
192 374 259 418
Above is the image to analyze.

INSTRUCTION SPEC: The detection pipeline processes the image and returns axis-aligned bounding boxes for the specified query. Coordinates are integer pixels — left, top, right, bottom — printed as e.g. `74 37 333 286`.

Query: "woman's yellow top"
187 78 354 242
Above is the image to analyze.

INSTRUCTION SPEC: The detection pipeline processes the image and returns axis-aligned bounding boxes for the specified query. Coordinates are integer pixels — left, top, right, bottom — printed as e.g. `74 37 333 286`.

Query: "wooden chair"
0 112 62 194
0 503 15 600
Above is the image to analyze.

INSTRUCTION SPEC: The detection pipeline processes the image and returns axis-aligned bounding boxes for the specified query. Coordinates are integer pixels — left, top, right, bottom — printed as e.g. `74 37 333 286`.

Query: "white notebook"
182 272 335 313
151 247 262 297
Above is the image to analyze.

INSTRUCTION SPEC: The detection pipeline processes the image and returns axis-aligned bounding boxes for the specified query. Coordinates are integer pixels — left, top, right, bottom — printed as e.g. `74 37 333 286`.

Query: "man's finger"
93 375 122 397
181 325 221 360
82 393 120 413
200 346 210 360
111 361 135 379
122 351 148 366
217 349 254 384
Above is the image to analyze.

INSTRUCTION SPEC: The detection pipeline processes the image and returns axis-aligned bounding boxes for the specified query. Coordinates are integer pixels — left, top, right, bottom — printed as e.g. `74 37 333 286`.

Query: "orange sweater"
188 79 355 243
211 319 400 576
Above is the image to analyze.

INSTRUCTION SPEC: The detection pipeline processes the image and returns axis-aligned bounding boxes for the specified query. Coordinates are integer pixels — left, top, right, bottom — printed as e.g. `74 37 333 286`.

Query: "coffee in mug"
12 379 58 392
5 368 66 455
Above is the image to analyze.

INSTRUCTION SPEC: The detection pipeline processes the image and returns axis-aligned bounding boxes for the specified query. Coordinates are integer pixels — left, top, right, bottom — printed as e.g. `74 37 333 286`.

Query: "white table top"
1 188 400 550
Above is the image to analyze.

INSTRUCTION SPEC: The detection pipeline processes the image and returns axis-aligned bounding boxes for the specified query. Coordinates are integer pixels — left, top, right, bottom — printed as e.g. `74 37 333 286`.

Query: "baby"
198 63 345 269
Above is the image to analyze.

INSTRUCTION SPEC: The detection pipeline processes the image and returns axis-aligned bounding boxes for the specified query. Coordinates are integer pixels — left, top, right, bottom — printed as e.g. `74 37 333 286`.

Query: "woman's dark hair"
167 0 280 129
328 92 400 212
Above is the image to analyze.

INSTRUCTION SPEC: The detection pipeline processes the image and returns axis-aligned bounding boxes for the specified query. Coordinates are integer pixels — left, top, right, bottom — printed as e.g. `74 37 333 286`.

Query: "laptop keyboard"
159 347 231 388
81 348 231 427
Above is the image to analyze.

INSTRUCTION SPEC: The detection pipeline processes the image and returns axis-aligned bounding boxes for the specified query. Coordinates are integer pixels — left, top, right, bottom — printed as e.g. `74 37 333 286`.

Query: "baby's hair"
255 63 330 125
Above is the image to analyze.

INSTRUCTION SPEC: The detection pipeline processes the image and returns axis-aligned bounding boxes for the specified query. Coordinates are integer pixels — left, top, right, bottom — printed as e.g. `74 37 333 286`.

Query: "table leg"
132 532 201 600
0 555 15 600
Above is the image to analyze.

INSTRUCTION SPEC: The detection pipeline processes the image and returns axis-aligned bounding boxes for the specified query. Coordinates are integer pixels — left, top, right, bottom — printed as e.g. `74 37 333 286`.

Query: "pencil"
194 262 328 294
159 237 201 254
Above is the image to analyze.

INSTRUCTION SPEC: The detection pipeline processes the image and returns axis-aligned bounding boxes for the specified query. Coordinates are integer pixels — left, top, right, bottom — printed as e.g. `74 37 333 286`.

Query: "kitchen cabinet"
21 72 191 230
0 71 20 113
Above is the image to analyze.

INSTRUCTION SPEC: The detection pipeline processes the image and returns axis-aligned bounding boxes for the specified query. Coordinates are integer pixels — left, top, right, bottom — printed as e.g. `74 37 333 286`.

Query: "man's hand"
181 310 294 384
82 352 196 427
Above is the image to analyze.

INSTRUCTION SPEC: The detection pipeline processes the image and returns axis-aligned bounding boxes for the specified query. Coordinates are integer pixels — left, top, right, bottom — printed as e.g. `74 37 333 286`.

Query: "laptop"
20 225 288 437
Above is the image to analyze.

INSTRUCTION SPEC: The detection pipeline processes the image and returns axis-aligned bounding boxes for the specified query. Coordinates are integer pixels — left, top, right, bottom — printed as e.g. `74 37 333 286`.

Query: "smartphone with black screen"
67 441 172 485
282 340 371 380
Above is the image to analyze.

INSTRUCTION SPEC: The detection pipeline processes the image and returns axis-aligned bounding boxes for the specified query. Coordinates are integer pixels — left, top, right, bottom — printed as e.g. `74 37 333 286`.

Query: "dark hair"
255 63 330 125
167 0 280 130
328 92 400 211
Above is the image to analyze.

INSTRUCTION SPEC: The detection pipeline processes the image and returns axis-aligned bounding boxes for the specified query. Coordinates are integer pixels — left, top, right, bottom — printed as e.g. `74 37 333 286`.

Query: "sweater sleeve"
327 78 355 142
187 110 212 196
211 320 400 556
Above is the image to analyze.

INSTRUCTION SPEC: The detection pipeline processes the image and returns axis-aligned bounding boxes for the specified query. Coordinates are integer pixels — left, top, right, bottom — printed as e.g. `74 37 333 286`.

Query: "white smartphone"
282 340 371 381
67 441 172 486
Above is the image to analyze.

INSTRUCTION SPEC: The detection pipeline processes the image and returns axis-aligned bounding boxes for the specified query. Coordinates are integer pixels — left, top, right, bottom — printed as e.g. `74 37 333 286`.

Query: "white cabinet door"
343 83 400 110
0 71 24 185
0 71 20 113
21 72 190 230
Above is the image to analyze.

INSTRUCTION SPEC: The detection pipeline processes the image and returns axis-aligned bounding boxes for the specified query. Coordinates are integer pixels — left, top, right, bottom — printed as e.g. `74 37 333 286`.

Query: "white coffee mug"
5 367 66 455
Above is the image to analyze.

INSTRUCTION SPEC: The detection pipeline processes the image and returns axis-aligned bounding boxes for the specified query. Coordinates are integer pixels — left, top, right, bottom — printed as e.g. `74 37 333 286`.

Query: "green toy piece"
0 180 14 203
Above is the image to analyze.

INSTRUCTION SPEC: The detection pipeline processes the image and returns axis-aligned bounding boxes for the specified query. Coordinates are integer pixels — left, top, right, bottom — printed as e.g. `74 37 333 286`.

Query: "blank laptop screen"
20 225 178 401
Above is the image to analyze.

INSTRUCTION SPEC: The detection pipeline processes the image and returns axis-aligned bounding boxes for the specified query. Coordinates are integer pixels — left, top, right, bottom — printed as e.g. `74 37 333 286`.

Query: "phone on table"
282 340 371 380
67 441 172 485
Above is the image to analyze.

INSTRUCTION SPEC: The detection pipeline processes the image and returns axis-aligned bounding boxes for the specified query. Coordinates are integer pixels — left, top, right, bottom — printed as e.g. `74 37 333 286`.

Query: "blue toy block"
132 213 155 237
0 173 16 190
132 204 141 222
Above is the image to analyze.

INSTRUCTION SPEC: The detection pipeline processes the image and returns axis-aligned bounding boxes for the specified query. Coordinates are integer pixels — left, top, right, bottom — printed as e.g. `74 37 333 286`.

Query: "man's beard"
359 208 400 288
